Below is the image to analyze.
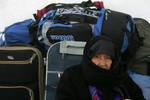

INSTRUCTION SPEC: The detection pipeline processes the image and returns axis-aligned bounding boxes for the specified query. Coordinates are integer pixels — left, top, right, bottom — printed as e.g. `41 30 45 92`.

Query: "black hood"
89 37 115 60
81 36 127 88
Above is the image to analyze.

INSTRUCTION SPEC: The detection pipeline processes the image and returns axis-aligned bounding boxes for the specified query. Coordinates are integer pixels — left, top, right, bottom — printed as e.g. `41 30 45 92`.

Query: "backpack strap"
89 86 101 100
93 8 105 36
121 19 133 52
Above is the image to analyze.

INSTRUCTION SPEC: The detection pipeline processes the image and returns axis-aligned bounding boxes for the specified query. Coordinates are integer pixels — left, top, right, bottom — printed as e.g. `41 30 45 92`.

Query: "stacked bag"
1 0 137 56
129 18 150 75
35 0 137 59
128 18 150 100
4 19 34 45
36 0 102 46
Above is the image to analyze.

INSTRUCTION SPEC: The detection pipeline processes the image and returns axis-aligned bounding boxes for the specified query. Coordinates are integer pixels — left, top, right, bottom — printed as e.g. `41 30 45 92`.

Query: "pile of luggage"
0 0 150 100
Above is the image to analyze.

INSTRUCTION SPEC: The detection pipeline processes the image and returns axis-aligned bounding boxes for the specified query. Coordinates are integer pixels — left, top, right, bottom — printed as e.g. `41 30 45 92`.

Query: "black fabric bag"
129 18 150 75
45 23 92 44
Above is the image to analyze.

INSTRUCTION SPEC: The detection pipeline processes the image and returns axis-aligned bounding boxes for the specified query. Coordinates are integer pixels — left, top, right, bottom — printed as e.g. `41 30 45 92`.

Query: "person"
55 36 145 100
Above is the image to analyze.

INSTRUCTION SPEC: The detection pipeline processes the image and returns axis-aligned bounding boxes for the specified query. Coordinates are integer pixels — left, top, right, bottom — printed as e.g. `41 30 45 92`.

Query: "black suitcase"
0 46 45 100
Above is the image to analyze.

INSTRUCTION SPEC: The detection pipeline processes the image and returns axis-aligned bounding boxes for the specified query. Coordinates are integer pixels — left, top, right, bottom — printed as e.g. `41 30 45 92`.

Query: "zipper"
105 9 111 21
0 53 36 64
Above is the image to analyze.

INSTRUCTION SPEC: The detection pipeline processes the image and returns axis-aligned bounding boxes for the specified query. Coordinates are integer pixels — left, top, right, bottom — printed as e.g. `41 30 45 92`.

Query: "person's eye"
105 55 111 59
95 55 99 58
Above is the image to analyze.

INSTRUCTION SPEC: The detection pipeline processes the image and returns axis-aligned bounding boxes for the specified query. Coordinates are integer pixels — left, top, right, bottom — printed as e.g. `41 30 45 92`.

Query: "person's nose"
98 56 106 66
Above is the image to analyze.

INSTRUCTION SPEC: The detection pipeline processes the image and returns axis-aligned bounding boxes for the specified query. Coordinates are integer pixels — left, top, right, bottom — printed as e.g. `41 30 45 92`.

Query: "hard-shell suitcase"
45 41 86 100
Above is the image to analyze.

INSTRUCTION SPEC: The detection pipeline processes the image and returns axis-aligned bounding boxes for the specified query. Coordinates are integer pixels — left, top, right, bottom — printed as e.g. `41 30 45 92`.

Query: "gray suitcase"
45 41 86 100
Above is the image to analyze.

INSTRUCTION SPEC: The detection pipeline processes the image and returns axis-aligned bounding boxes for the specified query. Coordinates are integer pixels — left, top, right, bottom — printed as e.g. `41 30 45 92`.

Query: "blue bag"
0 32 5 46
4 19 34 45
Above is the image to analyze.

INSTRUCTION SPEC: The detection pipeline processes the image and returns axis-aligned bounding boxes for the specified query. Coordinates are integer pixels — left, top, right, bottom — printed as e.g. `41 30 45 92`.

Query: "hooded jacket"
56 36 145 100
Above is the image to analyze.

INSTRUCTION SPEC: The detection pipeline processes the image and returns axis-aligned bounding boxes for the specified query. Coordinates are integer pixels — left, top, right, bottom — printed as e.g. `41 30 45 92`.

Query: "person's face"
91 53 112 70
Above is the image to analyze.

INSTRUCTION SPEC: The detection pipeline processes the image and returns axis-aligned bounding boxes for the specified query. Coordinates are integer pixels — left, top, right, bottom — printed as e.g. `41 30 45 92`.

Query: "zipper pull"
105 11 108 20
105 9 111 20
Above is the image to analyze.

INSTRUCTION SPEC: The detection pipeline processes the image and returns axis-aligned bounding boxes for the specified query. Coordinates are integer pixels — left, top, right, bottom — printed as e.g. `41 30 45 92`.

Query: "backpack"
4 19 34 45
94 9 135 53
129 18 150 75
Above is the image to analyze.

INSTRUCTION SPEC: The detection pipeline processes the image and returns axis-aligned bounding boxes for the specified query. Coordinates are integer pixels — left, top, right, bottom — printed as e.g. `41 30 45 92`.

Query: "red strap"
94 1 104 9
36 8 49 20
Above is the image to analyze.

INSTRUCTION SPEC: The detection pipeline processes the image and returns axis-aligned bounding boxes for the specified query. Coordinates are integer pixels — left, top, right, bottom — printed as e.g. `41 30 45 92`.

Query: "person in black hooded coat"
55 36 145 100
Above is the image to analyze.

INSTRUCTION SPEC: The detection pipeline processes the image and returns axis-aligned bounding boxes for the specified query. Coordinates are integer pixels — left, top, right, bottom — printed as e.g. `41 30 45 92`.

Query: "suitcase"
0 46 45 100
45 41 86 100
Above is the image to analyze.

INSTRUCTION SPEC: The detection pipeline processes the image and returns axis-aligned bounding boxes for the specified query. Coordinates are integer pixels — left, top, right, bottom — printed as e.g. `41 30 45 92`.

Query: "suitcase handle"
59 41 86 55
